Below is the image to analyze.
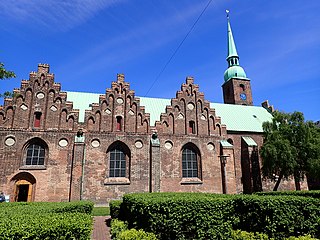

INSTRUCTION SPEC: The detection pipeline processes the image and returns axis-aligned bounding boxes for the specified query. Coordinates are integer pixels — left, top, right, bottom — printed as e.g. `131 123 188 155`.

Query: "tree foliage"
261 111 320 191
0 62 16 98
0 62 15 80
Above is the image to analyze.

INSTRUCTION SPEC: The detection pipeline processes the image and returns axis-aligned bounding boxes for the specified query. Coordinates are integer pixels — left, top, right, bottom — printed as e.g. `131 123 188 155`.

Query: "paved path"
91 216 111 240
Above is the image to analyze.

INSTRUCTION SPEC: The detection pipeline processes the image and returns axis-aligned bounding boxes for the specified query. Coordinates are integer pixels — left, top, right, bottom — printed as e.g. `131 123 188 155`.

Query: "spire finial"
224 11 248 82
226 10 238 60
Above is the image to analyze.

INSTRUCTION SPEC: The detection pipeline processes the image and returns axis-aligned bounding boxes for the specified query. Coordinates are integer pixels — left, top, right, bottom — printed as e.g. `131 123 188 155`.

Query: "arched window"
23 138 47 167
110 149 126 177
182 144 201 178
108 141 130 178
26 144 45 165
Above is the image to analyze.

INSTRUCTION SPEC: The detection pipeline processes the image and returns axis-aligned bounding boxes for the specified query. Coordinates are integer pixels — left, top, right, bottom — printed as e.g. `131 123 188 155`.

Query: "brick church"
0 17 306 203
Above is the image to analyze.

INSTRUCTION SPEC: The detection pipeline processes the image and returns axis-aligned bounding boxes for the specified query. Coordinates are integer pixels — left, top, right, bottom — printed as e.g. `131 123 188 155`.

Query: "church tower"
222 12 253 105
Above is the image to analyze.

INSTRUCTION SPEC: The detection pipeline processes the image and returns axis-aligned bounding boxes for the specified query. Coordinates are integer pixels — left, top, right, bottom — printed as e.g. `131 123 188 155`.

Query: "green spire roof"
227 16 238 59
224 11 248 82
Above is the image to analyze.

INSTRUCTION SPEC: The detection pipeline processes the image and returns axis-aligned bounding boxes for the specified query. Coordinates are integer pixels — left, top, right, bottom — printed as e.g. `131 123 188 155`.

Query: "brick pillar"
220 144 237 194
241 143 252 194
150 133 160 192
241 138 262 193
69 132 85 201
242 144 262 193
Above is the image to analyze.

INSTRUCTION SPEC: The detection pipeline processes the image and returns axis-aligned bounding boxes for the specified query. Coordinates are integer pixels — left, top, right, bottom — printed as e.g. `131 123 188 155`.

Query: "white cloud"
0 0 126 31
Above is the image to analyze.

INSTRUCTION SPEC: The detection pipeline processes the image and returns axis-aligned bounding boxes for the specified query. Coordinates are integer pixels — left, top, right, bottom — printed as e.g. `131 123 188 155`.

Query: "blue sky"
1 0 319 121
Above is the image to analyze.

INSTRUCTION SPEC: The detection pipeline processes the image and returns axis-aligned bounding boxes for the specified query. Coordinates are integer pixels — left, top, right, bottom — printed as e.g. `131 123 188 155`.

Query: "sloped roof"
66 91 171 124
210 103 272 132
242 136 258 146
66 91 272 133
67 91 101 121
220 140 233 148
139 96 171 125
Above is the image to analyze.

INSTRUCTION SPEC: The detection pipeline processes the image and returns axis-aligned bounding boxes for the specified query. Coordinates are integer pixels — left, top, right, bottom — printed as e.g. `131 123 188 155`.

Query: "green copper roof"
220 140 233 148
224 65 247 82
139 97 171 124
210 103 273 132
66 91 272 132
66 91 171 124
227 18 238 59
67 91 101 122
242 136 258 146
224 13 248 82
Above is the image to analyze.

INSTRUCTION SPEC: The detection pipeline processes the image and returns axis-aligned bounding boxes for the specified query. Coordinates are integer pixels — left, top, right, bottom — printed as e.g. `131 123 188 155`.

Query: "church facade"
0 18 306 203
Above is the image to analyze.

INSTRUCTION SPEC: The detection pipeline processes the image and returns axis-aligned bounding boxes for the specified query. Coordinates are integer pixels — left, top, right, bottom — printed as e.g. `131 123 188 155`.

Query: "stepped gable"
0 64 79 131
84 73 150 133
155 76 226 136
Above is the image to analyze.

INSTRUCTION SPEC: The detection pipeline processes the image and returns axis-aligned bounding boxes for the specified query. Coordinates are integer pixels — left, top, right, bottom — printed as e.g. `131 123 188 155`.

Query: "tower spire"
224 10 247 82
222 10 253 106
226 10 239 61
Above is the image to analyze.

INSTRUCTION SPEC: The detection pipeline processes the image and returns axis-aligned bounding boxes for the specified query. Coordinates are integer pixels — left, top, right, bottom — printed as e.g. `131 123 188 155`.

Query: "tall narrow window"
26 144 45 165
109 148 126 177
116 116 122 131
182 147 198 178
34 112 41 128
107 141 130 180
189 121 195 134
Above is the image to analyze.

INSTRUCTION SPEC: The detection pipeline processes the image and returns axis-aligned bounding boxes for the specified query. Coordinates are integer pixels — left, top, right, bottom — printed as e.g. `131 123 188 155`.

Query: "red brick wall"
0 64 308 204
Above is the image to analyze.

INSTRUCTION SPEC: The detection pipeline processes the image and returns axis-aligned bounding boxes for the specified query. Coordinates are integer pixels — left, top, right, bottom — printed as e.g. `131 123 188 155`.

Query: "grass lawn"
92 207 110 216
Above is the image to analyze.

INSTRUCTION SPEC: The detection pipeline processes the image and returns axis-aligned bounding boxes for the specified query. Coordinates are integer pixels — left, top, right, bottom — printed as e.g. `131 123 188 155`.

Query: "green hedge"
231 230 318 240
231 230 269 240
0 201 93 239
110 200 123 219
286 236 319 240
232 195 320 239
254 190 320 198
0 200 94 214
118 229 158 240
111 219 158 240
115 193 320 240
121 193 235 240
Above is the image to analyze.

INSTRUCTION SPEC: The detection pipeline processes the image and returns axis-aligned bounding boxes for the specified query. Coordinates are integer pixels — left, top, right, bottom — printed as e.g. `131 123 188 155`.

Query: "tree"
0 62 16 98
260 111 320 191
0 62 15 80
305 124 320 189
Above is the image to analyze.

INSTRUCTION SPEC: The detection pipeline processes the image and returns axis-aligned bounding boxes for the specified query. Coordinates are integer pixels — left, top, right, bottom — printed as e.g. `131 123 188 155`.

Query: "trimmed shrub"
232 195 320 239
0 200 94 214
255 190 320 198
111 219 158 240
118 193 320 240
0 212 92 239
122 193 234 240
230 231 318 240
286 236 318 240
0 201 93 239
231 230 269 240
110 200 123 219
111 219 128 240
118 229 158 240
